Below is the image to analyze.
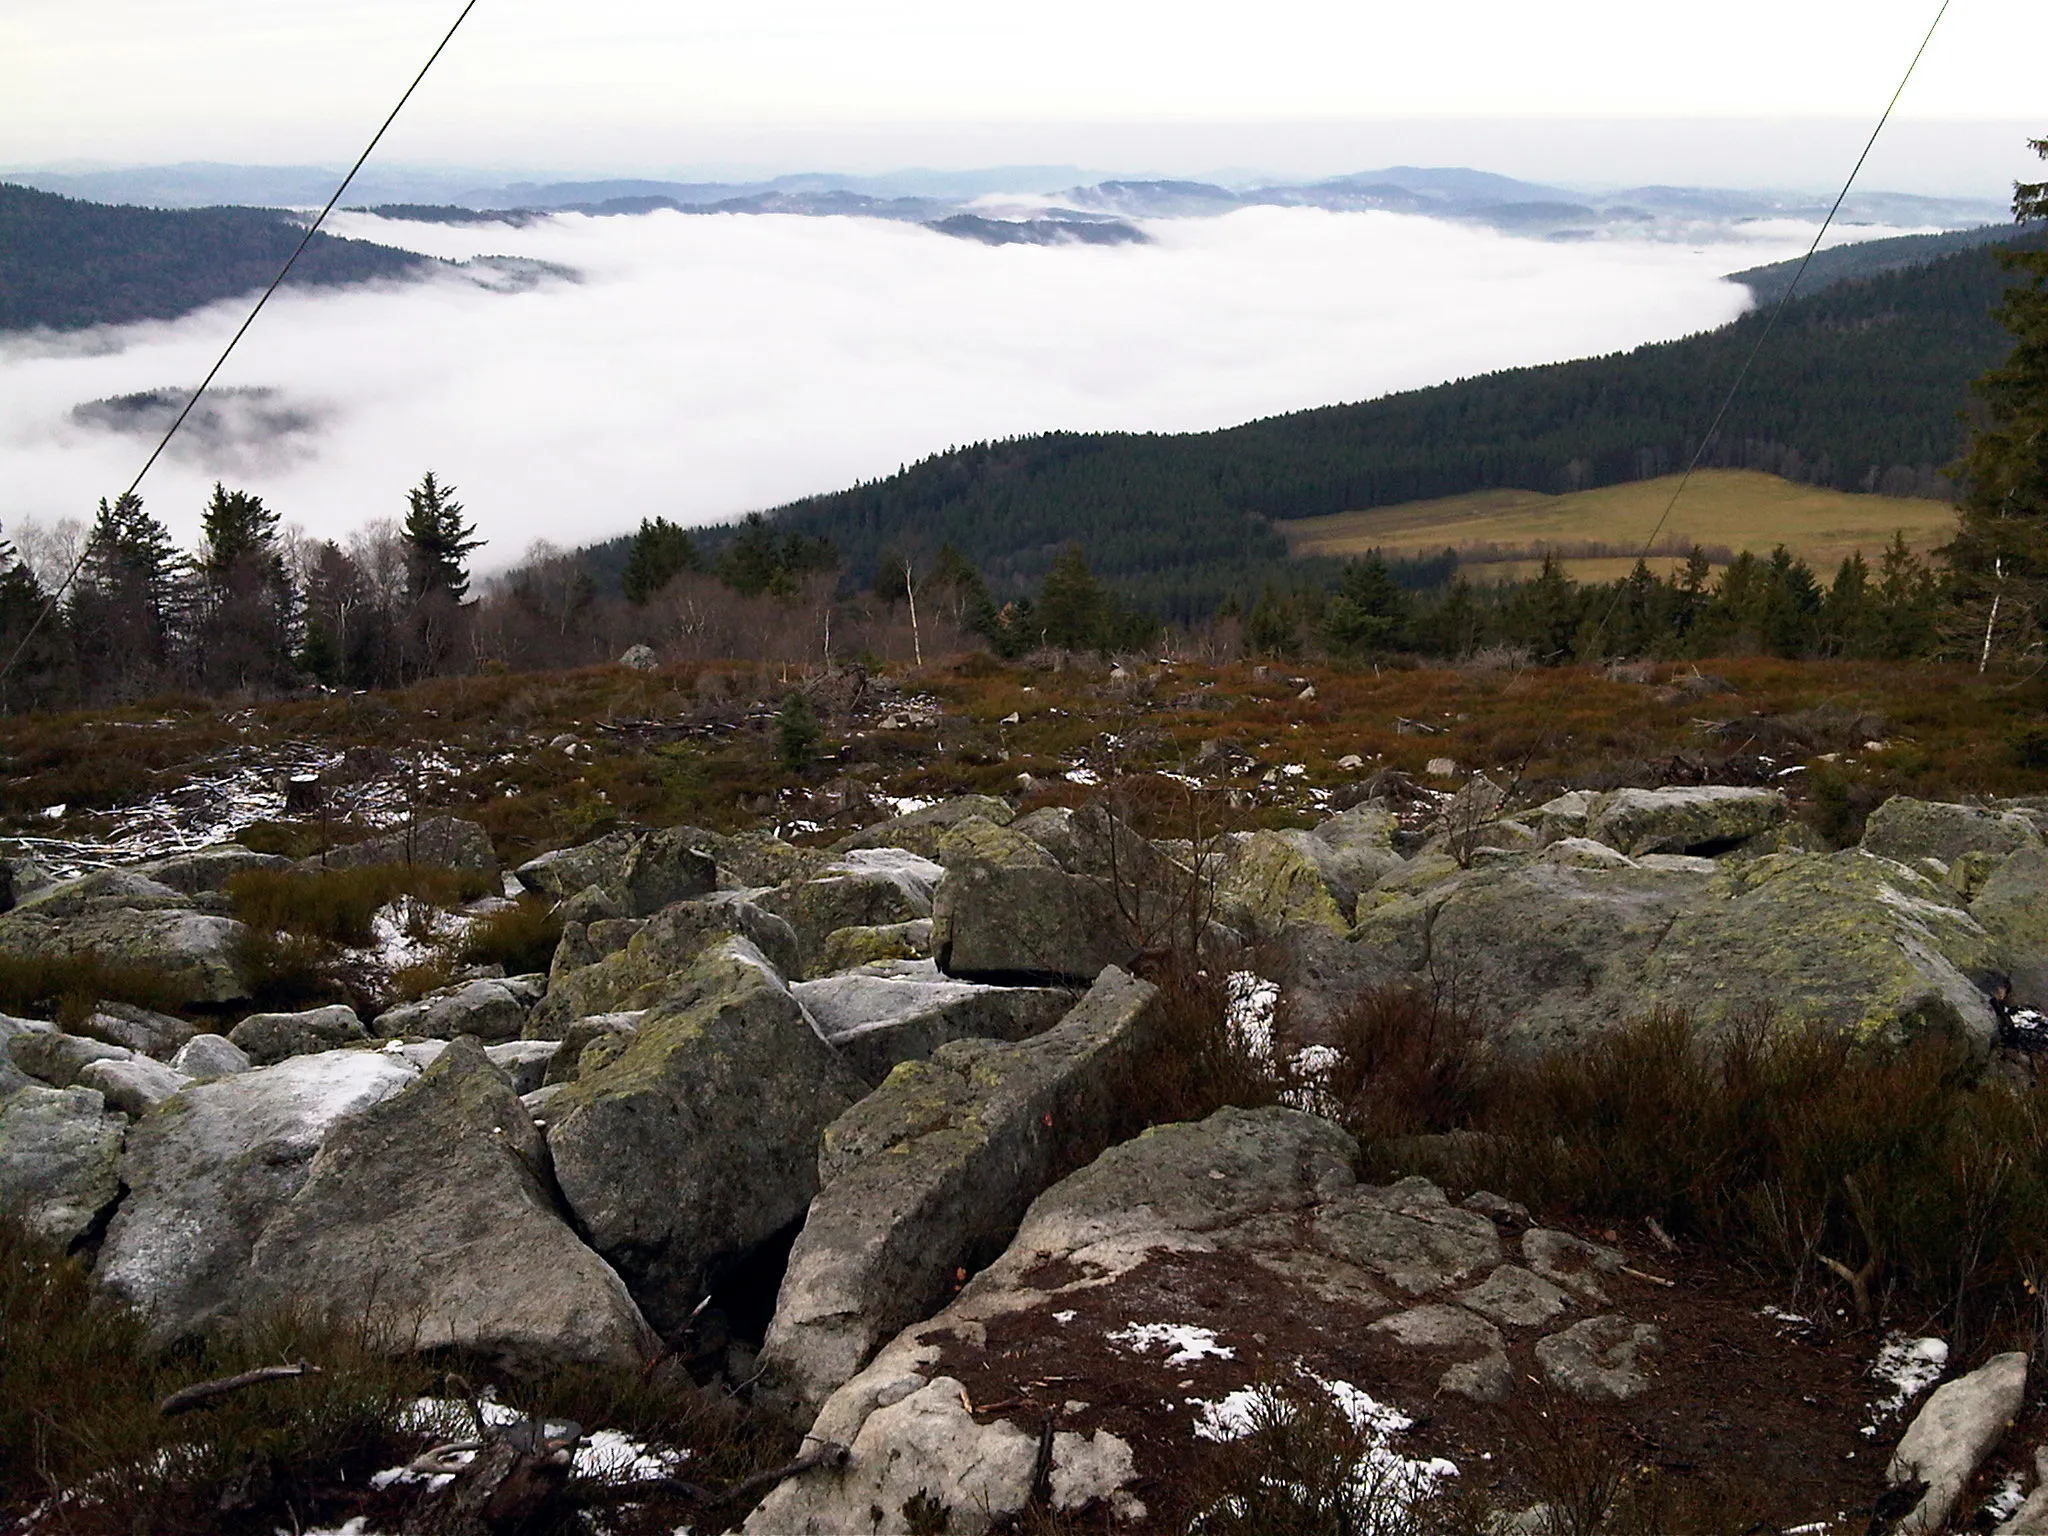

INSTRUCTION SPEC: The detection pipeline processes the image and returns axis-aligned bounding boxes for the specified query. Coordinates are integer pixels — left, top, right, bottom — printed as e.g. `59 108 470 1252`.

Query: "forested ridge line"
696 229 2043 619
0 183 437 333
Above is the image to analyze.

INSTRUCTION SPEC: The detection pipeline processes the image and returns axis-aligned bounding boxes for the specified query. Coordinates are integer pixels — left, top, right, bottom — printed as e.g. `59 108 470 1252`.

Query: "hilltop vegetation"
0 183 435 332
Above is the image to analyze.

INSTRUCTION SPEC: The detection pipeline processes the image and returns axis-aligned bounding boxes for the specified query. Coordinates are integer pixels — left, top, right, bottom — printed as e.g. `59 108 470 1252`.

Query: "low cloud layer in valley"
0 205 1888 562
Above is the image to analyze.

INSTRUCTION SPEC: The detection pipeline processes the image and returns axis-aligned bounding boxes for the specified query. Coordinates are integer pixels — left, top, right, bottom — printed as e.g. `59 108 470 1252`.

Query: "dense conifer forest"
711 230 2041 618
0 183 434 333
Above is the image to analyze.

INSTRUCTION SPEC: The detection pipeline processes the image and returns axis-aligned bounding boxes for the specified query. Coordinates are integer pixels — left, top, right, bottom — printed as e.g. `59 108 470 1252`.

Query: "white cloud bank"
0 207 1856 563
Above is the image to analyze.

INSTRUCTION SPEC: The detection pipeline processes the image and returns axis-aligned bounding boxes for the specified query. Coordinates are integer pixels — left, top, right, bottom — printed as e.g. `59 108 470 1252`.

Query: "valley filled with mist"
0 165 1993 560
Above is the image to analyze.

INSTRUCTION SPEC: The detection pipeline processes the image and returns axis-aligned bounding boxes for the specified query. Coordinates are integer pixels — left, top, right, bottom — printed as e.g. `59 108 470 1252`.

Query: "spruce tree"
71 492 188 695
400 471 483 603
1943 135 2048 667
621 517 701 603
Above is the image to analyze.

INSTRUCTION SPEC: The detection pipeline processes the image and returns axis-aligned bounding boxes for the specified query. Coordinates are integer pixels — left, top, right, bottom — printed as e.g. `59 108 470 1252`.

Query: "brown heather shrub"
0 1217 435 1535
0 952 183 1027
1127 962 1285 1131
226 864 494 947
1331 998 2048 1346
459 898 564 976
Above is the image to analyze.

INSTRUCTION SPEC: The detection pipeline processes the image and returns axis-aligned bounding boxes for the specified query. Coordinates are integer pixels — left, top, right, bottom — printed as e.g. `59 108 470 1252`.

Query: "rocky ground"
10 657 2048 1532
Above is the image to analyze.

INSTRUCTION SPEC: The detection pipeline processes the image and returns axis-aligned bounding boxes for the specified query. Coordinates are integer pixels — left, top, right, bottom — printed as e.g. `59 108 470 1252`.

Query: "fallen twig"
641 1441 849 1508
159 1363 321 1416
1620 1265 1676 1289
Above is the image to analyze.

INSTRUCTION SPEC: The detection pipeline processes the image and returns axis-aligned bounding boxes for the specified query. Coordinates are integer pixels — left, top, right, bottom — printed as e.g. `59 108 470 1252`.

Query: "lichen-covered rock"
791 965 1074 1085
170 1033 252 1081
1351 855 1714 1054
931 816 1056 870
529 895 800 1035
1217 830 1351 933
137 845 292 895
813 919 932 973
307 816 498 877
545 938 866 1334
229 1004 367 1065
1522 1228 1624 1303
1641 852 1998 1049
1973 846 2048 1010
9 1028 132 1088
758 968 1162 1416
1311 1175 1503 1296
1457 1264 1573 1328
243 1039 654 1374
373 977 529 1043
758 851 942 976
930 860 1137 984
0 1083 125 1246
834 795 1017 860
72 1002 195 1059
77 1054 189 1115
542 1012 643 1085
1582 786 1787 856
10 867 195 920
1368 1303 1511 1401
1863 797 2043 868
0 907 250 1006
95 1050 421 1347
1535 1315 1662 1402
516 830 640 902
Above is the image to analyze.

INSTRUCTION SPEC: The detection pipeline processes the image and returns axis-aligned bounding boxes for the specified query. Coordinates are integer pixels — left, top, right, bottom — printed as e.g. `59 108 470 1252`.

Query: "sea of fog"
0 206 1915 564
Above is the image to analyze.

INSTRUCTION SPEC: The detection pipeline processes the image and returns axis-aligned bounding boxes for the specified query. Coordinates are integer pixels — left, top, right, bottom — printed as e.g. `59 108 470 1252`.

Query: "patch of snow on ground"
1984 1470 2028 1524
357 898 470 973
574 1428 685 1482
1863 1334 1948 1437
1225 971 1280 1064
1191 1373 1458 1505
1110 1322 1235 1367
1064 766 1102 786
877 795 938 817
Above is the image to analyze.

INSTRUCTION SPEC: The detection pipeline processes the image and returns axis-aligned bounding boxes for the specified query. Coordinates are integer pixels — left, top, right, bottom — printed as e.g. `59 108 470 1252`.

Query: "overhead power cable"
0 0 481 687
1588 0 1952 651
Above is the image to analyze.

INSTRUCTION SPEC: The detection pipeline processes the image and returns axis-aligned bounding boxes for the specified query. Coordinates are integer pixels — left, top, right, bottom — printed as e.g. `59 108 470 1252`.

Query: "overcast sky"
5 0 2044 193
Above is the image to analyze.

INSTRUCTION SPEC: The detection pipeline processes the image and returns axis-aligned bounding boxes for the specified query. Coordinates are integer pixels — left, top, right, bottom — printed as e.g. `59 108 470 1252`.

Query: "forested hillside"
723 230 2040 618
0 183 435 332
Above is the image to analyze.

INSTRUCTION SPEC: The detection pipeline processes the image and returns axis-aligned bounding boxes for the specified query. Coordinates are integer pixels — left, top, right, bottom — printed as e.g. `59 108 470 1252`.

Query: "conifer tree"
621 517 701 604
70 491 188 696
400 471 482 603
1943 135 2048 668
195 483 294 691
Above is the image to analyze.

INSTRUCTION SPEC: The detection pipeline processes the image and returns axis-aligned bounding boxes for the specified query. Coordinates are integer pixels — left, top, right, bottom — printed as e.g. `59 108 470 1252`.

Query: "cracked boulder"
545 938 866 1335
1582 786 1787 856
0 1082 126 1247
95 1049 422 1347
243 1038 653 1375
757 967 1163 1417
790 963 1075 1084
529 895 801 1036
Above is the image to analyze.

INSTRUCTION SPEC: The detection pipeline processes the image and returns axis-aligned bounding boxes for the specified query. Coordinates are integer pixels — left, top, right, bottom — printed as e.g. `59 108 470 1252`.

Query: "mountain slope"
0 183 437 332
726 231 2040 618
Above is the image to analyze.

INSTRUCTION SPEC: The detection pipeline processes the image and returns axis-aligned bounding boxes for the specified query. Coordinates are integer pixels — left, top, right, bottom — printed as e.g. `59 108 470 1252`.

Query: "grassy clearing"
1279 470 1956 581
1314 991 2048 1354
